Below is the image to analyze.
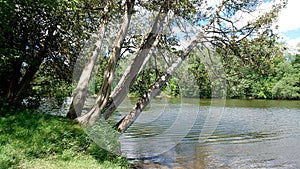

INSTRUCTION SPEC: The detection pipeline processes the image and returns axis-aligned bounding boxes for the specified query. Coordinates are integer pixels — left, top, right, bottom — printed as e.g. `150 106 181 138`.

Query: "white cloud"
225 0 300 34
227 0 300 50
283 35 300 51
276 32 300 53
230 1 274 29
212 0 285 33
274 0 300 50
176 0 300 49
277 0 300 32
287 37 300 47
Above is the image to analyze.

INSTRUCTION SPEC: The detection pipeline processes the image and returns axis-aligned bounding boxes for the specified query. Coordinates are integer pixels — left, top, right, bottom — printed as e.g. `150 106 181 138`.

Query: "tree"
1 0 287 129
272 52 300 99
76 3 168 124
0 0 102 105
116 0 288 131
117 37 201 132
219 32 283 98
66 0 135 119
74 0 286 128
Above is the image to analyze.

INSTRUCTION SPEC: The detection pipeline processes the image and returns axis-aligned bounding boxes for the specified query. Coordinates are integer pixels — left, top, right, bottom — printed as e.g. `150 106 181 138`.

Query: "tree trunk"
13 60 43 103
6 29 51 104
102 35 162 120
117 38 200 132
76 0 135 124
6 61 22 102
101 8 169 120
66 3 110 119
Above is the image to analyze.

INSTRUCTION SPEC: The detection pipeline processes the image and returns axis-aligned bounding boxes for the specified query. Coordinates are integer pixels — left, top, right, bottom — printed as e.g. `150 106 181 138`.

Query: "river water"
112 98 300 169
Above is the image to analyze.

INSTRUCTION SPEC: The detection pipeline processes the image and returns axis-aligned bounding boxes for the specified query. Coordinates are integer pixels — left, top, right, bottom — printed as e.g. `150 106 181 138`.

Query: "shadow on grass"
0 106 129 169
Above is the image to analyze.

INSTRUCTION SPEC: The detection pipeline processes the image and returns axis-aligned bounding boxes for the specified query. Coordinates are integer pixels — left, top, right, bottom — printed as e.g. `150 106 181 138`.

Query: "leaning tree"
68 0 286 132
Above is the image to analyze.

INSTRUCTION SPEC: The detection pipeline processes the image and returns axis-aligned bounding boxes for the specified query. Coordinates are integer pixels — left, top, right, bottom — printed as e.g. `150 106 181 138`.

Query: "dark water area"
112 98 300 169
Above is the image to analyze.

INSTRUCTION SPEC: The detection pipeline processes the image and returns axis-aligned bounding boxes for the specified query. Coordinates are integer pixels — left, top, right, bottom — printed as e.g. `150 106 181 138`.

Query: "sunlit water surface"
112 98 300 169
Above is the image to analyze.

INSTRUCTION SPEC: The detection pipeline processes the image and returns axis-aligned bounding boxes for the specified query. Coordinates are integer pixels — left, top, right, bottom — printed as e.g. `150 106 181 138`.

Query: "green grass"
0 109 130 169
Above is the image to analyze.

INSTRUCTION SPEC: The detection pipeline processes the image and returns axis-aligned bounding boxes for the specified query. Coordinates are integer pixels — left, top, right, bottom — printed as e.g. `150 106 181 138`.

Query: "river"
111 98 300 169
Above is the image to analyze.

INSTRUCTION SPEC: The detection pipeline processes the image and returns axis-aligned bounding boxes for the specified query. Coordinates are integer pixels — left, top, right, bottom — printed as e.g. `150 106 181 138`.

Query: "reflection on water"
113 98 300 169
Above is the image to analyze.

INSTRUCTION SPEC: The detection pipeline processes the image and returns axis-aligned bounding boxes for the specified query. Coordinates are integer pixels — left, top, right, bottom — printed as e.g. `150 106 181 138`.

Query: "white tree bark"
102 9 169 120
117 38 200 132
76 0 135 124
66 3 110 119
102 35 162 120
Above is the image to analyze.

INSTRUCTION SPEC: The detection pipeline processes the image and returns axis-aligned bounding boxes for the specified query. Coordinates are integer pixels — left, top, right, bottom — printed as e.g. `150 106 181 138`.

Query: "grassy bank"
0 109 130 169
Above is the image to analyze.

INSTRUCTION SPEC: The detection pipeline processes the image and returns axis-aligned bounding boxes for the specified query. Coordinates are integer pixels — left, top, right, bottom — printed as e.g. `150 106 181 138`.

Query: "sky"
204 0 300 50
226 0 300 50
169 0 300 51
276 0 300 50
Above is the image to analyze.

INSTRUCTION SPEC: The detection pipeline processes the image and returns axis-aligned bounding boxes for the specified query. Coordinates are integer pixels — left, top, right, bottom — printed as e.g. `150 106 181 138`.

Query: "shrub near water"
0 109 129 169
